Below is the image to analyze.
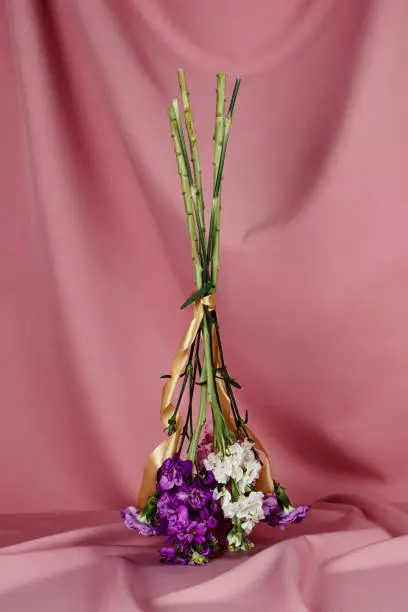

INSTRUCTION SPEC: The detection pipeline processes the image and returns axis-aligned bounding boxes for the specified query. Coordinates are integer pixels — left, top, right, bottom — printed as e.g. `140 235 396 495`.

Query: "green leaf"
229 377 242 389
167 414 177 436
180 281 213 310
160 372 186 379
274 480 291 510
227 78 241 117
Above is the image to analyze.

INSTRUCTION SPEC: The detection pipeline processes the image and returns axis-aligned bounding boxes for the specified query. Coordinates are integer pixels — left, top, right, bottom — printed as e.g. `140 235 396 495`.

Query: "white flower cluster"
204 440 262 493
215 489 264 534
204 440 264 535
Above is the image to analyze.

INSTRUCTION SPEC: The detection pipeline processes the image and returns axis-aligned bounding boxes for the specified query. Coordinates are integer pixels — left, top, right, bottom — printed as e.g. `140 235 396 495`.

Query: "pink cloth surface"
1 0 408 609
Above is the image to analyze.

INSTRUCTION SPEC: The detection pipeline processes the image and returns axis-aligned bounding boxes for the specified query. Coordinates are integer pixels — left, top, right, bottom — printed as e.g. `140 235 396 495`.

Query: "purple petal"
278 505 310 530
262 493 279 517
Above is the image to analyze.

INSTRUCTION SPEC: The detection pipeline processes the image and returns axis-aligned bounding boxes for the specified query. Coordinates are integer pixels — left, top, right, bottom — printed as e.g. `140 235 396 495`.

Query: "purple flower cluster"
262 485 310 530
121 454 219 566
157 454 193 492
156 455 219 565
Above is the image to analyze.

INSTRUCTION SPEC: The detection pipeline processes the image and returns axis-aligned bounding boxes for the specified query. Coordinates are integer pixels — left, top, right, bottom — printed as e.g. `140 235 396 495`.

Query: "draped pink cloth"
1 0 408 609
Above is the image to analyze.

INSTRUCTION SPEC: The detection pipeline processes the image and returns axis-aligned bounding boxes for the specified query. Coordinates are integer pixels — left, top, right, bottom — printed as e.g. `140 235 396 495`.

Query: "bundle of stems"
166 70 251 462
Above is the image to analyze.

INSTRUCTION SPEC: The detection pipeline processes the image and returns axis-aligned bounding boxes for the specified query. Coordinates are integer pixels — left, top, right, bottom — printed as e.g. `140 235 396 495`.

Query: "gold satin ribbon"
137 294 273 508
137 294 215 508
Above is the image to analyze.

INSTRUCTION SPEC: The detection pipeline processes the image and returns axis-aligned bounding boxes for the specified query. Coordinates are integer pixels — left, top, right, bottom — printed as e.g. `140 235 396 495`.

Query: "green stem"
168 105 202 289
213 114 231 199
202 308 234 454
187 360 207 461
190 185 209 284
210 79 240 287
213 73 226 187
177 70 206 236
171 99 193 186
171 100 208 277
167 339 196 435
212 311 262 463
207 74 225 269
210 115 231 289
227 78 241 118
179 332 201 453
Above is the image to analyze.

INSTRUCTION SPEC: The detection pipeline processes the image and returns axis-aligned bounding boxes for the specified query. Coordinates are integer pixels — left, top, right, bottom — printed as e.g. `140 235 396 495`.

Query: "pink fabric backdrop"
1 0 408 609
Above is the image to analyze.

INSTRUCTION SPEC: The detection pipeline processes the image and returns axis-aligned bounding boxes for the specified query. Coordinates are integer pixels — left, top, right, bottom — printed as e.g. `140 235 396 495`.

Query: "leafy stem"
167 337 196 436
179 332 201 454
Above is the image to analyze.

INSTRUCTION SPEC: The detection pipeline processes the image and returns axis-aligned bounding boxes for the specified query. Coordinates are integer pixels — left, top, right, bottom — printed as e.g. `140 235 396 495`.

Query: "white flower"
238 459 262 493
204 442 262 499
223 454 244 483
241 519 255 534
204 453 229 484
204 449 245 485
203 452 218 473
228 442 245 460
235 491 265 523
246 459 262 481
220 489 236 519
213 487 224 501
241 440 256 464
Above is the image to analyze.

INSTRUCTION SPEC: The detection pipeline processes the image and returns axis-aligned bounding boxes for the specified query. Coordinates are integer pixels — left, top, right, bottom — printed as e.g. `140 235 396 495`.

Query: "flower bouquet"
122 70 309 565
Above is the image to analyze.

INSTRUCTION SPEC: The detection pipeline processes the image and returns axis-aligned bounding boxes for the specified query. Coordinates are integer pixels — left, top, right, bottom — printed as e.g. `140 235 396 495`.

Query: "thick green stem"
177 70 206 235
187 360 207 461
213 73 226 187
210 79 240 287
207 74 226 269
168 105 202 289
211 114 231 288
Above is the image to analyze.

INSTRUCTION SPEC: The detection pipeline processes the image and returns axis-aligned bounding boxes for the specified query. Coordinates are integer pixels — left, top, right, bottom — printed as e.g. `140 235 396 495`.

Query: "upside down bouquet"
121 70 309 565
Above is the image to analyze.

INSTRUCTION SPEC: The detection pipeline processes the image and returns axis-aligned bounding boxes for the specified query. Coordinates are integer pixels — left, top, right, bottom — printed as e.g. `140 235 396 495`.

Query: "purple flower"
167 507 208 546
120 506 159 536
177 481 213 510
264 511 280 528
200 470 217 489
156 492 179 520
277 505 310 530
187 521 207 545
159 545 188 565
167 505 190 537
159 546 176 563
157 454 193 493
198 505 218 528
153 458 220 565
206 515 218 529
262 493 279 517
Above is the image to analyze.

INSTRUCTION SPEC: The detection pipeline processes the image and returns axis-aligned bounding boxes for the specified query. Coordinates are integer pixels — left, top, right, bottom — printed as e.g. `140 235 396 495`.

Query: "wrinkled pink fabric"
1 0 408 609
